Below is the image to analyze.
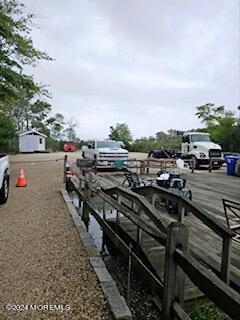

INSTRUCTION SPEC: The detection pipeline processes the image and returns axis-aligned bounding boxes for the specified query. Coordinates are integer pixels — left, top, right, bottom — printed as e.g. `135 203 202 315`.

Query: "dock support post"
221 236 232 285
162 222 188 320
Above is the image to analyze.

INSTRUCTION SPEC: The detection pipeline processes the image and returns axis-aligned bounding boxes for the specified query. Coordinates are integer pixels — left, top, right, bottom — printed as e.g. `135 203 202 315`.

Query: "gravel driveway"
0 153 112 320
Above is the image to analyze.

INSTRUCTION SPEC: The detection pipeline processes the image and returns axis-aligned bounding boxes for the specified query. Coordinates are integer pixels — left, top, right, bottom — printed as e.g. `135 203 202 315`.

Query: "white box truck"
0 155 10 204
181 132 224 169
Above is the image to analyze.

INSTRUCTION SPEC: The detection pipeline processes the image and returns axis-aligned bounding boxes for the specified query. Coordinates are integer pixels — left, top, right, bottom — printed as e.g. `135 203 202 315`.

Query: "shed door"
38 137 45 151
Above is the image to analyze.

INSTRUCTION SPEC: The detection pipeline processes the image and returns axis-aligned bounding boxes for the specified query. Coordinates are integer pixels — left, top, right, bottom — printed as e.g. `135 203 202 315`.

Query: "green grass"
190 303 231 320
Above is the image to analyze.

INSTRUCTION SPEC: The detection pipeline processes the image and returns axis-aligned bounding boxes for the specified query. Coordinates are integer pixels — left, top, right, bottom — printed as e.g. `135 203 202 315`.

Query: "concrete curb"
60 189 132 320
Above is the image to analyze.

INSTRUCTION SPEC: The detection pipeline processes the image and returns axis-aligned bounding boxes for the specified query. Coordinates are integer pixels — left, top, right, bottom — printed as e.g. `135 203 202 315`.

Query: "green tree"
109 123 133 148
195 104 240 152
196 103 225 127
8 94 52 133
0 113 15 145
0 0 51 112
64 118 78 142
47 113 65 140
130 130 181 153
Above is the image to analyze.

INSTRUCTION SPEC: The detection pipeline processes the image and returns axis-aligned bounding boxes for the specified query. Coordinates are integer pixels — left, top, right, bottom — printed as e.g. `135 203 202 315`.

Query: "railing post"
191 158 195 173
94 154 97 175
140 160 145 175
78 195 82 216
177 201 185 223
102 199 106 221
137 209 144 246
209 157 212 173
64 155 68 183
116 194 121 226
82 179 91 229
221 236 232 285
127 242 133 303
146 160 149 174
162 222 189 320
151 191 157 208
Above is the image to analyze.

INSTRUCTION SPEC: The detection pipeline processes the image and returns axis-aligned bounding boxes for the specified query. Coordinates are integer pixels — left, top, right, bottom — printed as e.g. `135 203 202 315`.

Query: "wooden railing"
64 163 240 320
164 223 240 320
133 185 235 285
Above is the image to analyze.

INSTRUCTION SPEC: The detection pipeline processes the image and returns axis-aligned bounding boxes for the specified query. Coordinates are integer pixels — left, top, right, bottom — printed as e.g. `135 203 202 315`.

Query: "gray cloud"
25 0 239 139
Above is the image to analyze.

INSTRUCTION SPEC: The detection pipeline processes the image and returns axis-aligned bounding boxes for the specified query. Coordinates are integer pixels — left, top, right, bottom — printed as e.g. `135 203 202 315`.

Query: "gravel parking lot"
0 152 114 320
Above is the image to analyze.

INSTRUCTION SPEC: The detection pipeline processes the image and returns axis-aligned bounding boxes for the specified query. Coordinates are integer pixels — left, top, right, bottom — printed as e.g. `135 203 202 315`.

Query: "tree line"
109 104 240 153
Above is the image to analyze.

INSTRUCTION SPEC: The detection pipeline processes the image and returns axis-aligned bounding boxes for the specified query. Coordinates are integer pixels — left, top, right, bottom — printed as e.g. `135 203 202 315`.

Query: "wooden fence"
77 155 215 174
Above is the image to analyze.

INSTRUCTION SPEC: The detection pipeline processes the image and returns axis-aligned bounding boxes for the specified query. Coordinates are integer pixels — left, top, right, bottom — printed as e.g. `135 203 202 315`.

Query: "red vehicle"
63 143 76 152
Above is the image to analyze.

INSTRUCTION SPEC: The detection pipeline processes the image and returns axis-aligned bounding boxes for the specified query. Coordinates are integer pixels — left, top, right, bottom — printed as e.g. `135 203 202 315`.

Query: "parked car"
0 155 10 204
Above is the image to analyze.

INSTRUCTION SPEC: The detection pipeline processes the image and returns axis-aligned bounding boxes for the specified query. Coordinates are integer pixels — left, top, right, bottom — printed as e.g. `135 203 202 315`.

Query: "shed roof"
18 129 47 138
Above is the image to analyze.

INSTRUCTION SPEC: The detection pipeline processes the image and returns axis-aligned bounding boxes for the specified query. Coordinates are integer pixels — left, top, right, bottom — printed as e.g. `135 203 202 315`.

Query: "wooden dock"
66 161 240 319
94 168 240 298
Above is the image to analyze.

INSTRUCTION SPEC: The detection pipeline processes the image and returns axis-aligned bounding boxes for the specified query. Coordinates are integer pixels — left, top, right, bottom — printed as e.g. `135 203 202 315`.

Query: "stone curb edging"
60 189 132 320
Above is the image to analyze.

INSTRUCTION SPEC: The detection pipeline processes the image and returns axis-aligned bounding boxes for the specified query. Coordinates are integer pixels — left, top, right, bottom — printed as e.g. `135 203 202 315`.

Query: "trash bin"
225 156 240 175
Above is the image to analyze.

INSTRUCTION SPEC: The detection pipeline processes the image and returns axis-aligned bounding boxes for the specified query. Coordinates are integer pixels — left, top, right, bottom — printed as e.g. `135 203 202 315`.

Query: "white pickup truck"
82 140 129 168
0 155 10 204
181 132 224 169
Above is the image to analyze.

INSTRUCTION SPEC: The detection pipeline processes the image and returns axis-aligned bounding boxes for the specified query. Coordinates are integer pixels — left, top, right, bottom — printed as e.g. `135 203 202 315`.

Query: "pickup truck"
180 132 224 169
0 155 10 204
82 140 129 168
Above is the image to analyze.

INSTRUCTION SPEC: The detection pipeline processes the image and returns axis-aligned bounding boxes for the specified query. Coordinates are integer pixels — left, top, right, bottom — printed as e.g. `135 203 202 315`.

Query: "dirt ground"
9 151 148 163
0 151 123 320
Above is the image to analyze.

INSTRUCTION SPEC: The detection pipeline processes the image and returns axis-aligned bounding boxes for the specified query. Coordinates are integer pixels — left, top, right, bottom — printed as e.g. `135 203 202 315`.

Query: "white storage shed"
19 130 47 153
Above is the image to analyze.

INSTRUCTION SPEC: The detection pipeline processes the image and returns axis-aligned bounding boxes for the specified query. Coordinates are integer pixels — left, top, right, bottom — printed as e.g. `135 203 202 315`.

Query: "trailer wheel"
0 173 9 204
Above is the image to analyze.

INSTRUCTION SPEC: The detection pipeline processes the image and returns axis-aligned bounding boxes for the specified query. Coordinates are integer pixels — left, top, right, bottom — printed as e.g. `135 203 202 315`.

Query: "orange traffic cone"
16 168 27 187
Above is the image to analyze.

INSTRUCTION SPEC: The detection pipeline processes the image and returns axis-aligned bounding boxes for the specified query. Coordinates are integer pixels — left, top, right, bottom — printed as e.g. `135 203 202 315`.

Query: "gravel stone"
0 153 113 320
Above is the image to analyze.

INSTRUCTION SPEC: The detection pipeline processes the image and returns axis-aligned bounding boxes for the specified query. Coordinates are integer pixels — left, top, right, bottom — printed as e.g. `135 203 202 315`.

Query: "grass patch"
190 302 231 320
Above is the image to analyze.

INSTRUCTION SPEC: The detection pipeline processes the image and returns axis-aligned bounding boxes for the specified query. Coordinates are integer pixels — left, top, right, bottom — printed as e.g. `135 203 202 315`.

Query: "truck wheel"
0 173 9 204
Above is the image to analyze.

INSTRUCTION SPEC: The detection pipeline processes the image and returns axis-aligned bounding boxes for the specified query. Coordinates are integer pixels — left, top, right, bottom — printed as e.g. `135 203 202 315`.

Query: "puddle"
70 192 121 251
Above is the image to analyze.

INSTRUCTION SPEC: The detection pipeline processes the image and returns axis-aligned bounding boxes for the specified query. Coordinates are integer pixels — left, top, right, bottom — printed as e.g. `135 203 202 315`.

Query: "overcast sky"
25 0 240 140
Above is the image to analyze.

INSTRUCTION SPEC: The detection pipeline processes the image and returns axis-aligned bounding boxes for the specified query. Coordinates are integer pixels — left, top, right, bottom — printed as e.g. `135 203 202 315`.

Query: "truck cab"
181 132 224 169
82 140 129 168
